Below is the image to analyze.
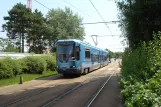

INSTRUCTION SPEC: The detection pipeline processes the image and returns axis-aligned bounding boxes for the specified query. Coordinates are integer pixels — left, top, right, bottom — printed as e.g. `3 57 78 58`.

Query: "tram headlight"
72 66 75 68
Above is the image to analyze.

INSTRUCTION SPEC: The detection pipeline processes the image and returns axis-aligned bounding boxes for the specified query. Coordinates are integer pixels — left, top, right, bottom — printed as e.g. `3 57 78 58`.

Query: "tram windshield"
56 43 74 61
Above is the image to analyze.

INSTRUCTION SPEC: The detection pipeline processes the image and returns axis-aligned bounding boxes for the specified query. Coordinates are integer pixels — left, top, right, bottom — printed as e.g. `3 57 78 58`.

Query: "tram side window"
76 46 80 60
104 55 106 61
103 55 105 61
93 54 98 62
91 54 94 63
85 49 90 59
104 55 107 61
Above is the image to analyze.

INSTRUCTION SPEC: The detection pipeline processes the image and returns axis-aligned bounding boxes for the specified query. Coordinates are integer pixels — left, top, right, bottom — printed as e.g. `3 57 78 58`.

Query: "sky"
0 0 127 52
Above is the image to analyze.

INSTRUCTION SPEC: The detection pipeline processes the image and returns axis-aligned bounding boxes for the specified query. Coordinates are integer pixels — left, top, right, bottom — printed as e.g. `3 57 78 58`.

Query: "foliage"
120 32 161 107
106 49 123 58
42 55 56 71
114 52 123 58
0 57 14 79
105 49 114 57
0 38 18 52
23 56 47 74
3 4 85 53
0 55 57 80
3 3 48 54
11 59 24 76
0 57 26 79
46 7 85 49
3 42 19 52
3 3 33 53
117 0 161 48
0 38 8 50
28 9 48 54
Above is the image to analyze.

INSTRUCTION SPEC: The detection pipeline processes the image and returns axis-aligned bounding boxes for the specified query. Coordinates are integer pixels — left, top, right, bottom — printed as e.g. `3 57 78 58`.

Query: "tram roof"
56 39 108 53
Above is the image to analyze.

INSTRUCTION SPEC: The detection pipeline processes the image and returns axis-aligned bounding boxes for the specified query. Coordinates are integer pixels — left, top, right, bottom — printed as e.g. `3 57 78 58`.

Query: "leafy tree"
105 49 123 58
3 3 49 54
3 3 33 53
46 7 85 49
4 42 19 52
114 52 123 58
28 9 47 54
0 38 8 51
0 38 18 52
106 49 114 57
117 0 161 49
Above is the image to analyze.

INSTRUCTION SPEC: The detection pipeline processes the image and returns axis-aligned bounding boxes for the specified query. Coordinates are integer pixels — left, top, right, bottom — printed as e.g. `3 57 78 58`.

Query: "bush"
51 53 56 57
11 59 24 76
0 55 56 79
19 58 27 73
120 32 161 107
23 56 46 74
42 55 56 71
0 57 14 79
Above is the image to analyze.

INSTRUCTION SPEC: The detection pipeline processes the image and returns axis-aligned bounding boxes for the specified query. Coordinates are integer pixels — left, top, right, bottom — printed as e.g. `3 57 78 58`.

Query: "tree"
46 7 85 49
3 3 33 53
0 38 18 52
106 49 114 57
117 0 161 49
4 42 19 52
28 9 47 54
0 38 7 51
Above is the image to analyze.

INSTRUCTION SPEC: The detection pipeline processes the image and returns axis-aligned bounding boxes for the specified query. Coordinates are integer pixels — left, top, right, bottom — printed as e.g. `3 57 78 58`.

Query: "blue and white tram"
56 39 110 76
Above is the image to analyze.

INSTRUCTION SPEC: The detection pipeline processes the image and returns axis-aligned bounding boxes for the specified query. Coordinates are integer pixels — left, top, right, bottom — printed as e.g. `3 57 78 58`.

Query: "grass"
0 71 58 87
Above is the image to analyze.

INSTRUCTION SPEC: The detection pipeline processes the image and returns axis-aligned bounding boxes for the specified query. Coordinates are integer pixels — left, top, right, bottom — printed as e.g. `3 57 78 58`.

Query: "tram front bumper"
56 68 81 74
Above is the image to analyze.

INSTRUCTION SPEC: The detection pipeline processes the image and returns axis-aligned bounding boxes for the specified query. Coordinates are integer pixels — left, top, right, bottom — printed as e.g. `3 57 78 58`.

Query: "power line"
96 35 120 37
89 0 113 35
81 21 120 25
33 0 51 10
62 0 99 21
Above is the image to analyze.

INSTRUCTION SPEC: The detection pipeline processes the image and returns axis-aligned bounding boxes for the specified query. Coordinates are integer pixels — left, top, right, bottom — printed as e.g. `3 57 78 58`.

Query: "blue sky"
0 0 126 52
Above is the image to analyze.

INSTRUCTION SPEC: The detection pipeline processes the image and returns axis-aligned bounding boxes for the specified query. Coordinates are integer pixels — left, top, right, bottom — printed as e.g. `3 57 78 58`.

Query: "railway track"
42 70 115 107
0 63 115 107
85 71 116 107
0 76 71 107
0 76 95 107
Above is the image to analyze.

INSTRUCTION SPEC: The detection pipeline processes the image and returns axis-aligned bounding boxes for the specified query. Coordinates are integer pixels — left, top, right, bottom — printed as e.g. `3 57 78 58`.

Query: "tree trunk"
22 33 24 53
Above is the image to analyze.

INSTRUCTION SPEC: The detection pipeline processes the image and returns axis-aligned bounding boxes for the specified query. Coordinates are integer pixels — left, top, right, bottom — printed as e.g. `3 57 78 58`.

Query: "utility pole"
91 35 98 47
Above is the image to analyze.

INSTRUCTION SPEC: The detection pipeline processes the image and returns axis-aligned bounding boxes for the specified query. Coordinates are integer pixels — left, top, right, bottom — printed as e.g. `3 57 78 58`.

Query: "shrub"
42 55 56 71
19 58 27 73
23 56 46 74
0 57 13 79
11 59 24 76
120 32 161 107
51 53 56 57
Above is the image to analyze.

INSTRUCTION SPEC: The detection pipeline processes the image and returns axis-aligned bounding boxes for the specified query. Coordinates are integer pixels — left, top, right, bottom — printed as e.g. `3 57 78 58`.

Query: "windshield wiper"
65 53 71 62
56 55 63 63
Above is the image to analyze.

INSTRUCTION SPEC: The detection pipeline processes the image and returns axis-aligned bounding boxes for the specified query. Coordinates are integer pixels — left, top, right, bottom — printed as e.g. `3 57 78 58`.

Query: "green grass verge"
0 71 58 87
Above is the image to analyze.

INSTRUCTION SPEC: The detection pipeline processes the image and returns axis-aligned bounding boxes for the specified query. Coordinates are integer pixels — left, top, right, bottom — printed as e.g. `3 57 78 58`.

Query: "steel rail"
0 75 62 107
42 64 113 107
43 67 113 107
1 64 112 107
0 88 50 107
42 80 87 107
85 71 116 107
